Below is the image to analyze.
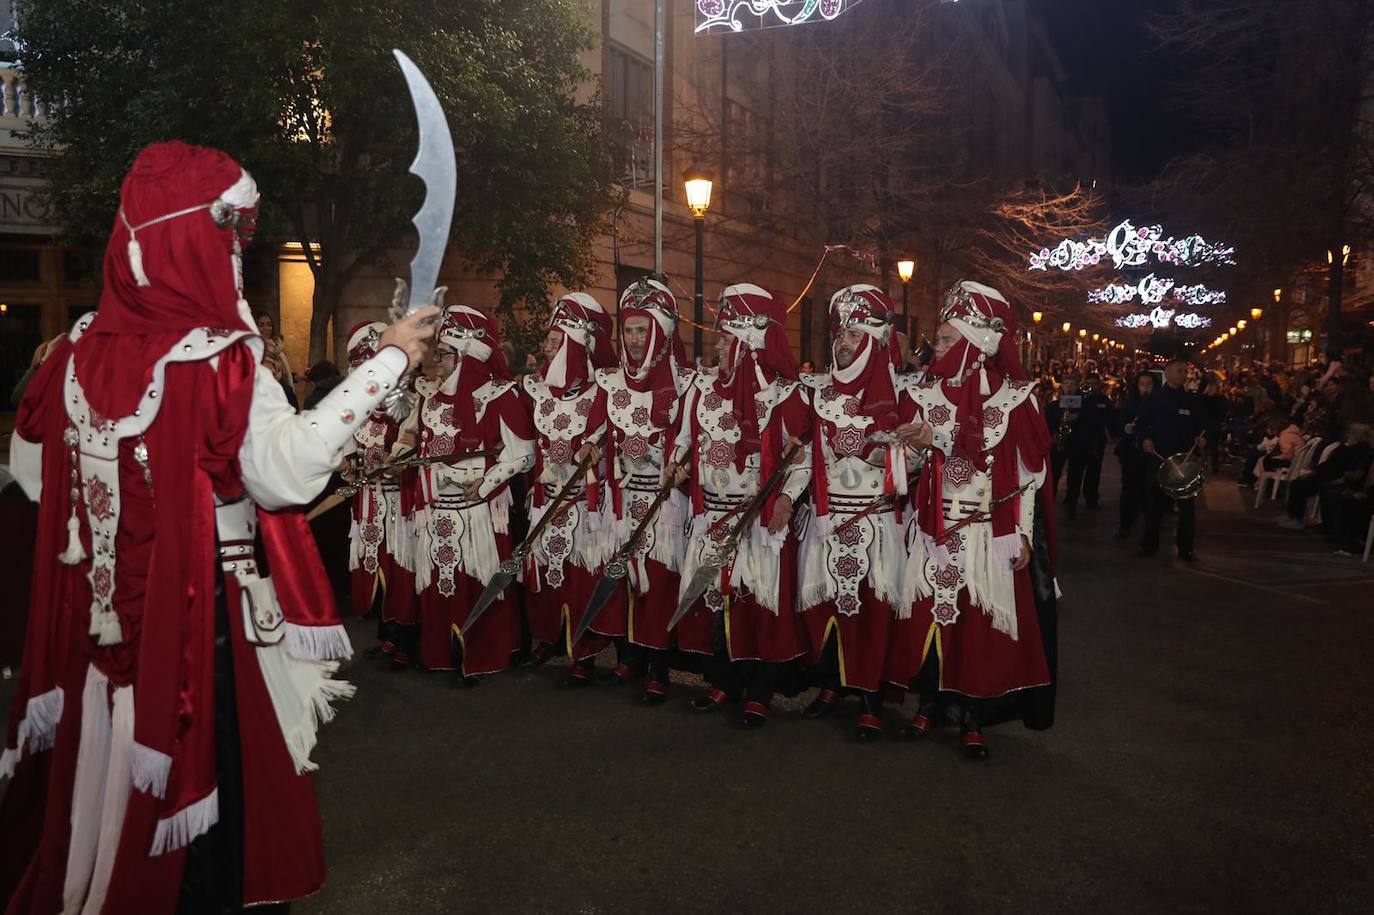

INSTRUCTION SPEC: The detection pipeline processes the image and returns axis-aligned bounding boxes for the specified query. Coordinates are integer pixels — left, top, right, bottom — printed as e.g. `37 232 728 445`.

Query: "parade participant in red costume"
342 320 423 670
670 284 811 729
411 306 534 682
887 280 1054 758
0 141 435 913
594 278 696 704
519 293 616 686
797 285 910 742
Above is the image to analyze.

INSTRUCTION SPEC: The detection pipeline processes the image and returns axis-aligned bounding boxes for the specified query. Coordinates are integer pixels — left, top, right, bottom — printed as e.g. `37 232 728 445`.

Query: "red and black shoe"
690 687 731 712
364 640 398 660
854 713 884 743
388 650 413 672
960 727 989 759
802 688 839 720
741 700 769 730
564 663 596 688
603 662 637 686
641 679 669 707
902 712 934 740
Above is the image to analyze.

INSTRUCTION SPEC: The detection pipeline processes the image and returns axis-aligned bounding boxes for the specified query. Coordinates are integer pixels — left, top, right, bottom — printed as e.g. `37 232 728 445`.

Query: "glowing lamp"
1032 310 1043 324
1272 288 1281 303
1251 307 1263 320
683 164 715 218
1062 321 1071 334
1078 329 1087 338
1237 319 1247 330
897 259 915 284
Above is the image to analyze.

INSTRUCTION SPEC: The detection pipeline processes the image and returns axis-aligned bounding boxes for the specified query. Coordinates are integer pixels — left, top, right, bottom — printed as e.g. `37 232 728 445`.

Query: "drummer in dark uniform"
1136 357 1207 561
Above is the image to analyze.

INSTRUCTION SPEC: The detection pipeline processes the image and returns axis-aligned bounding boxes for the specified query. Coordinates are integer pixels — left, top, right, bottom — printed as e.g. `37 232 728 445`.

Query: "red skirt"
802 582 894 693
350 548 415 623
617 557 681 651
418 574 520 677
884 568 1050 698
525 561 616 661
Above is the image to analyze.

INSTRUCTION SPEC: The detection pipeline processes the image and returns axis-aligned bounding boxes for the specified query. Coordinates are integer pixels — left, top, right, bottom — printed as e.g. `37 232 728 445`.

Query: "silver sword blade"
571 561 628 646
667 561 723 632
393 48 457 314
462 558 520 636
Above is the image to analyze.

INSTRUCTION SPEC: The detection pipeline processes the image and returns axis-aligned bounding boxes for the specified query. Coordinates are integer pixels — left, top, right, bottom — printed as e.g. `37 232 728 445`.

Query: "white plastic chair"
1363 515 1374 563
1255 437 1320 509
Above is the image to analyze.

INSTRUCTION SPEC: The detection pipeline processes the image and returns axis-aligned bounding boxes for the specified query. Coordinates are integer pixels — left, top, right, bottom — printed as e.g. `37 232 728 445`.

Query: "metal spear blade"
462 557 520 637
571 558 629 646
667 559 723 632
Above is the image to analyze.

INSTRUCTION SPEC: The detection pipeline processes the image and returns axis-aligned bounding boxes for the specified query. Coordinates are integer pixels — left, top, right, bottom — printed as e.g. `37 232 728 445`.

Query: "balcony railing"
1 63 43 122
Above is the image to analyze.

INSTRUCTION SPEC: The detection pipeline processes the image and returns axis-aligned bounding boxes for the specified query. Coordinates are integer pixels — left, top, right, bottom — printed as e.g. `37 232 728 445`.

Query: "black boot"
565 659 596 688
854 694 884 742
690 687 731 712
902 696 938 740
741 700 769 730
959 704 989 760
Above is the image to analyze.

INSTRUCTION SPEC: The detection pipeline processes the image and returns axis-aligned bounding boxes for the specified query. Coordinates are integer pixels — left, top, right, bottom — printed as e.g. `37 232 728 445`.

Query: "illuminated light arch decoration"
1028 219 1235 272
1087 277 1227 307
1113 310 1212 330
696 0 865 33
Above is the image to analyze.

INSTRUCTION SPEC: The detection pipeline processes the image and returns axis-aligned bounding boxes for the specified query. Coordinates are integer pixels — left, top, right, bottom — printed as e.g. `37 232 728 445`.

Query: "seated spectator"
1320 455 1374 554
1239 416 1304 486
1280 422 1372 528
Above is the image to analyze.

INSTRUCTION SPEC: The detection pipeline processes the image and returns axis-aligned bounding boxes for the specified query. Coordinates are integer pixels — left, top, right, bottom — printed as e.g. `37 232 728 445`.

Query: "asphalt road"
299 467 1374 914
4 466 1372 913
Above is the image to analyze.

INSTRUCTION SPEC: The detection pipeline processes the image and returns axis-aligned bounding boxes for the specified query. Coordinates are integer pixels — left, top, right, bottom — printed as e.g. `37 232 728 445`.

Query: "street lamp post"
897 258 916 340
683 165 714 362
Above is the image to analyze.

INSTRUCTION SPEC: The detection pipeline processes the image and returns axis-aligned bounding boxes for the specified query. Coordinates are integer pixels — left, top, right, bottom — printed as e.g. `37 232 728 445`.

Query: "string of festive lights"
696 0 860 33
1028 219 1235 272
1114 309 1213 330
1087 276 1227 306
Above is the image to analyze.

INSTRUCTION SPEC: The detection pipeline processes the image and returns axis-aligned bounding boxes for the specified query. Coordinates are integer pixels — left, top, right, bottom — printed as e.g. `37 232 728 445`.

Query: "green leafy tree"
15 0 620 358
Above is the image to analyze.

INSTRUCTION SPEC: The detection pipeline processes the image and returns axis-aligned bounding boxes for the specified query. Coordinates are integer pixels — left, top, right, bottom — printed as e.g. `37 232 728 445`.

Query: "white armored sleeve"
478 417 536 499
240 346 409 510
780 443 811 502
670 386 700 465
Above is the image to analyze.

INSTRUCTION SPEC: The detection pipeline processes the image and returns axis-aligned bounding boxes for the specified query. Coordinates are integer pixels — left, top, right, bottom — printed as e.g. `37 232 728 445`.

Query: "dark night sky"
1029 0 1195 184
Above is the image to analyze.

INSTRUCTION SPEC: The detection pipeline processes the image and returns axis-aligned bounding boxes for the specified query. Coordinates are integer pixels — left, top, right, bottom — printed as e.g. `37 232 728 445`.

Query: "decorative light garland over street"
1028 219 1236 272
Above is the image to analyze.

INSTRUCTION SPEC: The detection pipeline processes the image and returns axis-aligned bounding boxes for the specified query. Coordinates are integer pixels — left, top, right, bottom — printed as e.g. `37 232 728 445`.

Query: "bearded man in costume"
411 306 535 682
0 142 435 913
593 278 695 704
520 293 617 686
796 286 910 742
670 284 811 729
886 280 1055 759
342 321 423 670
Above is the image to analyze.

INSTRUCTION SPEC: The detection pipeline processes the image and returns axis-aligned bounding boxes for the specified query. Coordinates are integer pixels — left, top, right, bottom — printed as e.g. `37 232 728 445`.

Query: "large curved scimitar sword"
380 48 458 421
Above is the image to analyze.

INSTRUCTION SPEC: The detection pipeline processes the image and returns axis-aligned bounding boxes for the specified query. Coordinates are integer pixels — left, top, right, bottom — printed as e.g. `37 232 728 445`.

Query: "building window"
607 43 655 191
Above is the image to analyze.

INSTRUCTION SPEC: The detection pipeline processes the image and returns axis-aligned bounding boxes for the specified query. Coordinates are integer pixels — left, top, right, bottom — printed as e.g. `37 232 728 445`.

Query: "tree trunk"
309 268 340 366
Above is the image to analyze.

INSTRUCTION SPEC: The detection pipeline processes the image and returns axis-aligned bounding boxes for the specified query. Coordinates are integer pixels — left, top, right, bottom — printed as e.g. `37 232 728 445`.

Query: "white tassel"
59 510 86 565
127 237 151 287
90 607 123 646
284 622 353 662
979 366 991 396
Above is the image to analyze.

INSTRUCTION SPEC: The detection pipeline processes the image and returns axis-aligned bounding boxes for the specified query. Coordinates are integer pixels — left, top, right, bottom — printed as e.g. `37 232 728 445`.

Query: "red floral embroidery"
630 498 651 520
706 439 735 469
982 406 1004 428
362 523 382 545
436 545 457 566
540 399 555 416
718 412 738 431
933 601 958 624
842 397 862 416
631 406 650 426
612 390 632 409
944 456 974 488
440 405 458 427
546 440 573 466
704 391 723 411
832 426 866 458
933 564 960 589
835 555 861 579
837 522 864 546
91 566 113 599
576 398 592 416
431 432 455 456
623 434 650 463
553 413 571 431
820 386 842 402
926 404 951 426
86 478 114 523
755 399 768 419
364 444 385 470
837 593 859 614
434 516 456 538
547 534 568 556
